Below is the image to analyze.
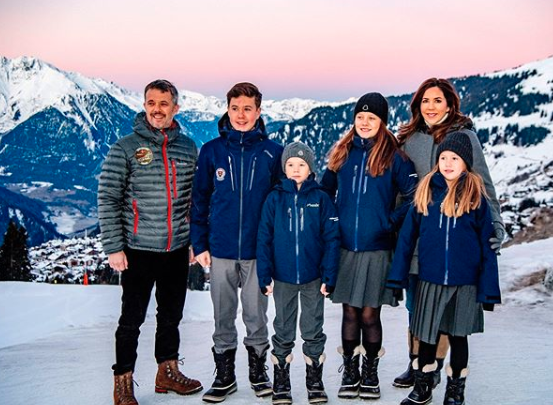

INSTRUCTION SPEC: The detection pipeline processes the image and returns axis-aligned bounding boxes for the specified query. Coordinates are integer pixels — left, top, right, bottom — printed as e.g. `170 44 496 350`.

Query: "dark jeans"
112 246 189 375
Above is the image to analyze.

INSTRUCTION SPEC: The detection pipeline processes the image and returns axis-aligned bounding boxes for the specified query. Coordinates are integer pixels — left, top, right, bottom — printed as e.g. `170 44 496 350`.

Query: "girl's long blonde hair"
414 165 487 217
327 124 399 177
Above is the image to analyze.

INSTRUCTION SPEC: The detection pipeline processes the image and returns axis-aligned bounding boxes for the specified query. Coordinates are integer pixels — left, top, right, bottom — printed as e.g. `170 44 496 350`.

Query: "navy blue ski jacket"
190 114 283 260
387 173 501 304
321 135 417 252
257 177 340 288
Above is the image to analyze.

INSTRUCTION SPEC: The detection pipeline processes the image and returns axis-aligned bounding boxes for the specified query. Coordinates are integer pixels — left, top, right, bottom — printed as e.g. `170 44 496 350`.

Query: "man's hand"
195 251 212 269
108 251 128 272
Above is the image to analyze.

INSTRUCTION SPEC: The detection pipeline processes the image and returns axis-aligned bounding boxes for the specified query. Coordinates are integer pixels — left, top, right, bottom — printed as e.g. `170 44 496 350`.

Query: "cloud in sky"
1 0 552 100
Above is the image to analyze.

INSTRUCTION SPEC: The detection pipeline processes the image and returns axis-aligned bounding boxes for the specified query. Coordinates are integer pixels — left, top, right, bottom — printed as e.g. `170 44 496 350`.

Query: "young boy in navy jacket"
257 142 340 405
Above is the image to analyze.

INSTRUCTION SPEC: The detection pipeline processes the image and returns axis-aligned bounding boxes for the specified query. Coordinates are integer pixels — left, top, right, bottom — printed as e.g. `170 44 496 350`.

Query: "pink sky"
1 0 552 100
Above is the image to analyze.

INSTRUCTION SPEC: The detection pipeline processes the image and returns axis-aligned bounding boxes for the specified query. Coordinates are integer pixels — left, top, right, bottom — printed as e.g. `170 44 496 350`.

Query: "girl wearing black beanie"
321 92 418 400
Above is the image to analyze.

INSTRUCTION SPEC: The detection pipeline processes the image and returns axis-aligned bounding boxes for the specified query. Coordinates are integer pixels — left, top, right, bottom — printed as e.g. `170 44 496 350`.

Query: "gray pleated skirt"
411 280 484 344
332 249 399 308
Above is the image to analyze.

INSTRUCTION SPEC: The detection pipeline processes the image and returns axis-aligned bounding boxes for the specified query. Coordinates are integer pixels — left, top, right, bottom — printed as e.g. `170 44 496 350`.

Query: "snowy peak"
0 56 142 133
0 55 347 133
486 54 553 96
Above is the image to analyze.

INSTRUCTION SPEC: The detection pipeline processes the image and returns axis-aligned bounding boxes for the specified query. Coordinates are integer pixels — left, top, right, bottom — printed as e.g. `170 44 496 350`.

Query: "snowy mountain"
1 55 552 244
0 56 340 243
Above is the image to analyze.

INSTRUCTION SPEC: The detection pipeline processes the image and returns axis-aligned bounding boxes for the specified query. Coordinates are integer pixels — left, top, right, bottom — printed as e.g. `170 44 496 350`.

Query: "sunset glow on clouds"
1 0 552 100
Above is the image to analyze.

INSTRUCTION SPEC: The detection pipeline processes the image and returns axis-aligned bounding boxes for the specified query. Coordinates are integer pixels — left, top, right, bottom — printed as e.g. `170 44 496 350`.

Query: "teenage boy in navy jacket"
191 82 283 403
257 142 340 405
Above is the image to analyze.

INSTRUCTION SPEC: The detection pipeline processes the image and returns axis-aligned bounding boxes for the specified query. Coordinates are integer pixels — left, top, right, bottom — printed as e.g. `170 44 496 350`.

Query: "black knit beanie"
436 131 473 170
281 141 316 173
353 92 388 124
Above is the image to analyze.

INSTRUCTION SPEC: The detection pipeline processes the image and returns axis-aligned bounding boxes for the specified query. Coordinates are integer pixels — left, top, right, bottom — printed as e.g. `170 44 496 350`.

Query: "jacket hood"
352 134 376 151
430 171 469 197
277 176 319 194
217 112 268 147
133 112 182 145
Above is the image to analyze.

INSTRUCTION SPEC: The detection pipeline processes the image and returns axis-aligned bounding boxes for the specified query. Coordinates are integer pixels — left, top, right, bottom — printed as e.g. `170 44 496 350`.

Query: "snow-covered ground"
1 239 552 405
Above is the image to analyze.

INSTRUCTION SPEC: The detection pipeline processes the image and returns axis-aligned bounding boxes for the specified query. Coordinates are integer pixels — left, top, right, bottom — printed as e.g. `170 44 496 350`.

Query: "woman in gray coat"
392 78 505 391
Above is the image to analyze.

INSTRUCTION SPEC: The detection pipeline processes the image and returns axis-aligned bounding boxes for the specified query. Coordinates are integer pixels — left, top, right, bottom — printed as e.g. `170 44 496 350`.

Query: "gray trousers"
272 278 327 362
210 257 269 354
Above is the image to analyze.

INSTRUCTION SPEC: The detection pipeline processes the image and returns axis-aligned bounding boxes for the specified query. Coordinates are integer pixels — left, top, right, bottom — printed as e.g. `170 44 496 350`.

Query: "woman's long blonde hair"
414 165 487 217
327 124 399 177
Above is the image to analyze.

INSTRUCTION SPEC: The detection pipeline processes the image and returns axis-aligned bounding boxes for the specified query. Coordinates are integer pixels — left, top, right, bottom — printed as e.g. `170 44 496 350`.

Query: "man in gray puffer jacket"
98 79 202 405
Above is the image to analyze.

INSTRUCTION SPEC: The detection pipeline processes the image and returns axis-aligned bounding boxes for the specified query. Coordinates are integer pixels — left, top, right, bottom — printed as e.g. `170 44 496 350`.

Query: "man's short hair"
226 82 262 109
144 79 179 105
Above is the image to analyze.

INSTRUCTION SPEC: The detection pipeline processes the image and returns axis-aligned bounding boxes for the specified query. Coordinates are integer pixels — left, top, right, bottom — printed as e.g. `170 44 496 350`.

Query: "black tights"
419 333 469 378
341 304 382 359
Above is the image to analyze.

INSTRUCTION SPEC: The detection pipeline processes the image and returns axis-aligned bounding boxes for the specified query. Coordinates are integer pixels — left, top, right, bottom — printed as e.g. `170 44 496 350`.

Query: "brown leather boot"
113 371 138 405
155 359 203 395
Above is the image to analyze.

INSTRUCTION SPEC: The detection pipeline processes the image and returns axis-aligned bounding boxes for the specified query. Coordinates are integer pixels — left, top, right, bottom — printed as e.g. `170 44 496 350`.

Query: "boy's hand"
261 285 273 296
320 283 335 296
195 251 212 268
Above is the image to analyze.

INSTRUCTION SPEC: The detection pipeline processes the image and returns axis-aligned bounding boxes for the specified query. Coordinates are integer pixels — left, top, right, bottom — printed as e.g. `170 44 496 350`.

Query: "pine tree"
0 220 32 281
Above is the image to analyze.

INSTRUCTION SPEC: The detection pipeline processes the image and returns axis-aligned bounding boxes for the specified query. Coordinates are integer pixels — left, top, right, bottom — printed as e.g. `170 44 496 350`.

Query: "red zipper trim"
161 130 173 251
171 159 177 199
132 199 139 234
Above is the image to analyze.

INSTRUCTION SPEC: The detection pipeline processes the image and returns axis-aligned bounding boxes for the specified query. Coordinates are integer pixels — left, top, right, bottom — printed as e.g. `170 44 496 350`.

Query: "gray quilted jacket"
98 112 197 254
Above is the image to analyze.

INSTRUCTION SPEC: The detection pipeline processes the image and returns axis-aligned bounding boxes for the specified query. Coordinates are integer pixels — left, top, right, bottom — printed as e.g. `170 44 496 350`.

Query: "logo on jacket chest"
135 147 154 165
216 168 226 181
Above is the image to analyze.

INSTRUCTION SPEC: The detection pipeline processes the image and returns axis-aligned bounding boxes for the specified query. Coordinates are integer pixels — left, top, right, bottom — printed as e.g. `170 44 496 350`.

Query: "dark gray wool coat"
98 112 197 254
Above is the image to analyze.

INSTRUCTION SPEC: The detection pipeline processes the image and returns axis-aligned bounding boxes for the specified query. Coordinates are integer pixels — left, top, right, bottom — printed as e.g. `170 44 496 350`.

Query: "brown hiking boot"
155 359 203 395
114 371 138 405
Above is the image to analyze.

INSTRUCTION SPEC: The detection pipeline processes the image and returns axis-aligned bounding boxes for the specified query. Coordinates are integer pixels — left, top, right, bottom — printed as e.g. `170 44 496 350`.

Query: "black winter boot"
337 346 361 398
433 358 444 388
304 354 328 404
443 364 468 405
393 353 417 388
202 348 237 403
360 347 384 399
246 345 272 397
400 359 436 405
271 354 293 405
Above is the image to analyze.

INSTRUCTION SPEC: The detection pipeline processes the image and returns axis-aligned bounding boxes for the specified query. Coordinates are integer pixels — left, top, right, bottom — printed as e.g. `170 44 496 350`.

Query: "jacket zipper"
354 151 367 251
171 159 177 199
161 130 173 251
294 194 300 283
249 157 257 190
444 216 450 285
228 156 235 191
132 199 139 235
238 135 244 260
352 165 358 194
288 207 292 232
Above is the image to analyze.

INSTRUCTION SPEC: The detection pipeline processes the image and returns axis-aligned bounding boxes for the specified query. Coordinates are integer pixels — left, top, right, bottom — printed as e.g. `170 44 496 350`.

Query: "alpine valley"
1 55 552 245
